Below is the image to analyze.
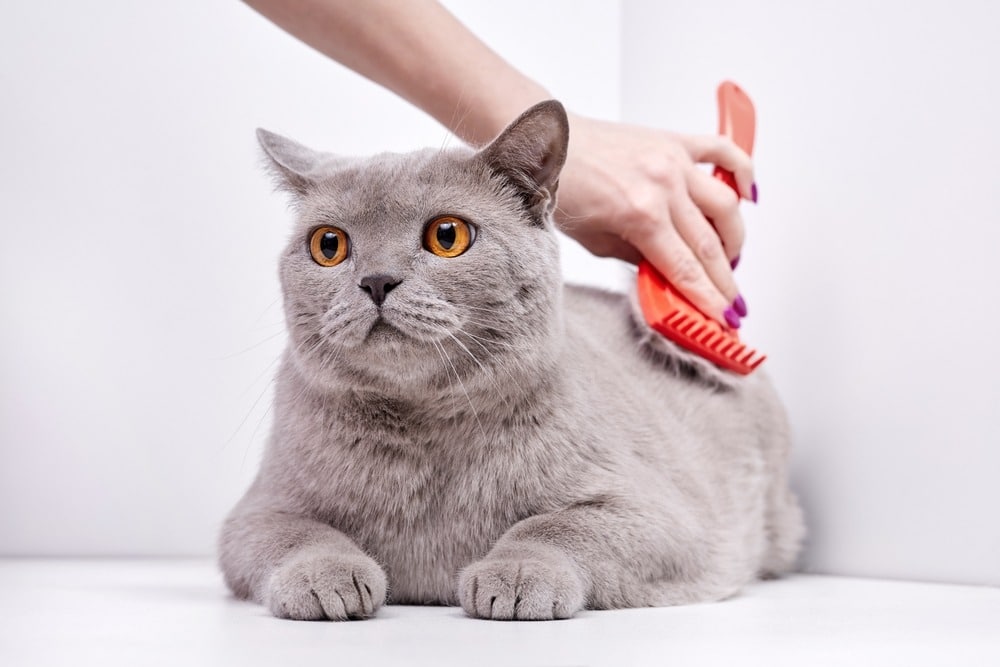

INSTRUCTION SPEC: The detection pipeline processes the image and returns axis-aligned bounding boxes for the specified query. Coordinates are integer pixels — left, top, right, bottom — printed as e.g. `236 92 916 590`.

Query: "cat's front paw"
265 549 387 621
458 551 585 620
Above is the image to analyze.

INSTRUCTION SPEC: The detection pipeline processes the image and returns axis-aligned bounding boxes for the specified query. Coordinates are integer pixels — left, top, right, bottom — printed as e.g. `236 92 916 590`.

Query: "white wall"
0 1 622 555
621 0 1000 585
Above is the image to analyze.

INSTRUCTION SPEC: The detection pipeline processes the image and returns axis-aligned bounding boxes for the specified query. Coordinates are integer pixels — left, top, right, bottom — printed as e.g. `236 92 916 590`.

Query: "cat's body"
219 102 803 620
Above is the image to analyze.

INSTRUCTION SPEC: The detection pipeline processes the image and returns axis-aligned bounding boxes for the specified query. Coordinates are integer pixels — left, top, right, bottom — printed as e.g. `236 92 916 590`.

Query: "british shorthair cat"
218 100 803 621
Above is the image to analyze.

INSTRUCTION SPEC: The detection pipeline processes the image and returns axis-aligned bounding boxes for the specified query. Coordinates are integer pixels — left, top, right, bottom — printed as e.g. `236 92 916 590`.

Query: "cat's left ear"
477 100 569 222
256 128 327 198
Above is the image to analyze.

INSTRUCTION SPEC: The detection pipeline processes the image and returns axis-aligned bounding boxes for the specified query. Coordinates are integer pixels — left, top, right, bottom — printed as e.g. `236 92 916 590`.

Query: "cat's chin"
298 347 456 398
355 318 453 353
363 319 408 345
291 321 450 394
325 315 426 352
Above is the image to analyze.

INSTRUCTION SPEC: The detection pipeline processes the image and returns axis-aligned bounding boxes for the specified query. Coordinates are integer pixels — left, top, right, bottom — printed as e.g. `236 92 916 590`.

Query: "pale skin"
244 0 756 326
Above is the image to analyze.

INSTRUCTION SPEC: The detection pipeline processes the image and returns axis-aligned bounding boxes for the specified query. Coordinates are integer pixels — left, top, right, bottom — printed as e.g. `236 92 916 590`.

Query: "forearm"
244 0 550 145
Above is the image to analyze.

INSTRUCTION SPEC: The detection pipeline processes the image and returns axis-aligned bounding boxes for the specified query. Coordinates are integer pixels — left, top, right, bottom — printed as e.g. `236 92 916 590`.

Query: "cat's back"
558 282 697 429
563 284 637 352
560 282 667 380
559 282 784 442
562 282 765 392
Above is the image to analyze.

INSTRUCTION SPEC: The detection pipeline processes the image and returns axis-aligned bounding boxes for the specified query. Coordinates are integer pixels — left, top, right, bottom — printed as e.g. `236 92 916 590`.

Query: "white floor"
0 559 997 667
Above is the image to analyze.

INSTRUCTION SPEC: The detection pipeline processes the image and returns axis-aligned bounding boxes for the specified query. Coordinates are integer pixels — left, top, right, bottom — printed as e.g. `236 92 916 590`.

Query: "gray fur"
219 101 804 621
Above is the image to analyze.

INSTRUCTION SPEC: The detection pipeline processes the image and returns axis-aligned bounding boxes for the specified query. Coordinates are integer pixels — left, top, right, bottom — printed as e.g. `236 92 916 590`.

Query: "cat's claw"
265 550 387 621
458 555 585 620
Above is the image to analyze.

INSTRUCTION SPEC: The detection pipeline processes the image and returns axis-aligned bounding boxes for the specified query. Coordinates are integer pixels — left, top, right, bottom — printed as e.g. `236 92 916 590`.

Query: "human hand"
555 114 756 328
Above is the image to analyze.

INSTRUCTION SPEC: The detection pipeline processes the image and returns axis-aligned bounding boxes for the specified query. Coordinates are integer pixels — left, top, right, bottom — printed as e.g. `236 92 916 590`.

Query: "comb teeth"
636 262 766 375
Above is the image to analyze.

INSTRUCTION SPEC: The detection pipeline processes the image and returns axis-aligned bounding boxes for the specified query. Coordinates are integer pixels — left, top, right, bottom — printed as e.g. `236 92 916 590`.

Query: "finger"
684 134 755 201
687 167 745 263
668 189 742 319
630 208 737 328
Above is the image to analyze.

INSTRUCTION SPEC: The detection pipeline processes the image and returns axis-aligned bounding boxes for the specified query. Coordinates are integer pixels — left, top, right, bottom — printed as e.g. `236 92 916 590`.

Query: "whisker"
237 353 283 400
454 328 521 389
441 84 473 152
452 303 513 313
442 329 519 409
242 401 273 473
218 329 287 360
455 327 516 351
220 376 275 454
250 296 282 327
454 325 517 349
443 331 487 374
433 339 486 438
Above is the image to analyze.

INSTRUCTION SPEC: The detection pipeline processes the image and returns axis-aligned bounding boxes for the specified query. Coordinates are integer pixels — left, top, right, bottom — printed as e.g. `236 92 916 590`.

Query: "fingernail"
751 182 759 203
730 254 741 270
723 307 741 329
733 294 748 317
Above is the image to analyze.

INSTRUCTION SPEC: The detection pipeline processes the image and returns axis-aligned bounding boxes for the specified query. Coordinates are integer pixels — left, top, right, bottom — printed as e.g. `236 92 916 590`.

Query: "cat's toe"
265 549 387 621
458 555 584 621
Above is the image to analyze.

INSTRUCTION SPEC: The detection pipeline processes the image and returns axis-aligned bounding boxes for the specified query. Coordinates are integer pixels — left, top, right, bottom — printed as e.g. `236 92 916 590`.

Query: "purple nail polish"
723 307 741 329
751 182 759 203
730 254 741 270
733 294 748 317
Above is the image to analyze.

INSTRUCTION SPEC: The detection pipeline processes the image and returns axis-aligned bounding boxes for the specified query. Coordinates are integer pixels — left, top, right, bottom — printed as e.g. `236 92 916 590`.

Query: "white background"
2 1 997 587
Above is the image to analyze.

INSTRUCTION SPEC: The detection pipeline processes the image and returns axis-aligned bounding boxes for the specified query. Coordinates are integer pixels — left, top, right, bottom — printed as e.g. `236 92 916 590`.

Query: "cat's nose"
358 274 402 307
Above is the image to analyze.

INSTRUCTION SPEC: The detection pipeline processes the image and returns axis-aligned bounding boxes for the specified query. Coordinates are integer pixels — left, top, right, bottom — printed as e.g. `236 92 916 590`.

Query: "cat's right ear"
477 100 570 223
256 129 325 198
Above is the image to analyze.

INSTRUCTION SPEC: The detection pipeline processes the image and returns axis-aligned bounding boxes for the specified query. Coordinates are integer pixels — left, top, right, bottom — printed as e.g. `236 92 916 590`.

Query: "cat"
218 100 804 621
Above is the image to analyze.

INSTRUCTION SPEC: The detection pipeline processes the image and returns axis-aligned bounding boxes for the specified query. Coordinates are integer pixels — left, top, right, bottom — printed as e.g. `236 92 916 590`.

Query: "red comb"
636 81 765 375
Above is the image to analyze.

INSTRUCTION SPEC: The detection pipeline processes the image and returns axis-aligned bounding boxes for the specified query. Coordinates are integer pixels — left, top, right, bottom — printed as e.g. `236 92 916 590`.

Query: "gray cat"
218 101 804 621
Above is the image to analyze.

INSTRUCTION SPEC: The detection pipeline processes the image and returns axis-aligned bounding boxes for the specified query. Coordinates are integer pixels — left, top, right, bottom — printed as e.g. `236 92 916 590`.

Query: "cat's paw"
265 550 387 621
458 552 585 620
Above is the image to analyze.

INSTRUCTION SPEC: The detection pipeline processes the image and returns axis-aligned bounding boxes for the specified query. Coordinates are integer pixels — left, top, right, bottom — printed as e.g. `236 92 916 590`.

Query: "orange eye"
309 226 349 267
423 216 476 258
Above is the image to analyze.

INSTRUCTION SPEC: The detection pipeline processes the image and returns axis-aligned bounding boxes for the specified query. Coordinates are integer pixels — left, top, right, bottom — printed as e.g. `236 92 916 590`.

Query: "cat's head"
260 101 569 396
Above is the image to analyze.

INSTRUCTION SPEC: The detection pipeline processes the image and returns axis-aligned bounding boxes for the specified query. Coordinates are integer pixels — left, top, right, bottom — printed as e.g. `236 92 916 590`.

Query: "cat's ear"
256 128 326 197
477 100 569 221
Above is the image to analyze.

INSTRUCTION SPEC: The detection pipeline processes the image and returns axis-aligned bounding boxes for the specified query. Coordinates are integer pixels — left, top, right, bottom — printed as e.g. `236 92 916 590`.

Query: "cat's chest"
310 426 540 604
311 418 542 529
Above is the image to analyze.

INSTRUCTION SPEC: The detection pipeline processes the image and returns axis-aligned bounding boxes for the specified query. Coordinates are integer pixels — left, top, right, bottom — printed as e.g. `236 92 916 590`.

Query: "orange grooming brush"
636 81 765 375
